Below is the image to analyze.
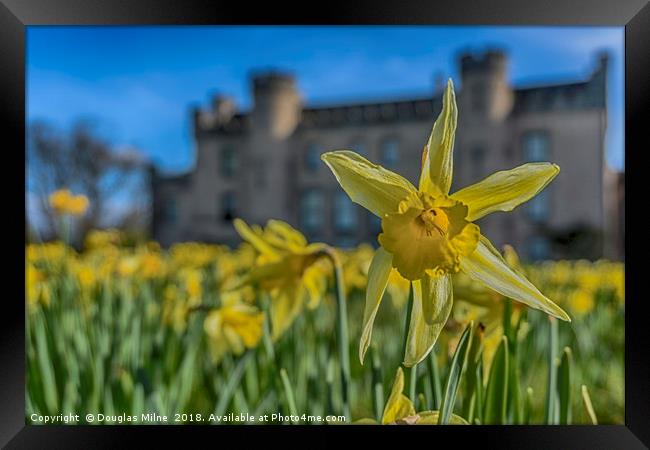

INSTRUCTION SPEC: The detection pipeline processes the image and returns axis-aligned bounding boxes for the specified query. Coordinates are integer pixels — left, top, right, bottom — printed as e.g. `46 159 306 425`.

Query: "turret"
459 49 513 122
193 94 237 132
251 71 302 139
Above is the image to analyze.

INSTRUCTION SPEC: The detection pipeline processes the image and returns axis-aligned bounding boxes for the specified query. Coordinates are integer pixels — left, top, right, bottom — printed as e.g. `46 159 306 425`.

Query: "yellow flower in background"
204 302 264 362
233 218 329 341
181 269 203 305
356 367 468 425
568 289 595 316
84 229 123 250
140 252 165 279
339 244 374 293
27 241 71 266
322 79 569 366
117 255 139 278
26 263 51 309
48 189 89 216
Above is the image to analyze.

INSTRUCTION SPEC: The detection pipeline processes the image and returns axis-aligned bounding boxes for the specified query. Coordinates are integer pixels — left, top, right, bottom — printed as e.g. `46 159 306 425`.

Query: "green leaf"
557 347 573 424
581 385 598 425
427 349 443 410
280 368 299 422
437 322 473 424
524 387 534 425
545 317 559 424
213 351 252 418
483 336 509 424
462 323 485 422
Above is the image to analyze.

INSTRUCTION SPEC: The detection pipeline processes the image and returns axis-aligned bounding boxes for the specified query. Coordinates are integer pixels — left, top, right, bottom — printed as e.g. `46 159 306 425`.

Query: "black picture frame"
3 0 647 448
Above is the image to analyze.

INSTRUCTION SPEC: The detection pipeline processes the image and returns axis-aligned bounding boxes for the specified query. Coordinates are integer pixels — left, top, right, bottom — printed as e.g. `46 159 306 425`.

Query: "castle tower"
245 71 303 224
459 49 513 123
251 71 302 139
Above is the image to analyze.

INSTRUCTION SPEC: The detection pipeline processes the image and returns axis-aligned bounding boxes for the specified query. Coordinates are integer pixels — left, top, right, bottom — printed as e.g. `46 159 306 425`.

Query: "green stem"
280 368 299 423
427 348 442 410
371 346 384 422
320 247 350 422
545 317 559 424
401 283 417 401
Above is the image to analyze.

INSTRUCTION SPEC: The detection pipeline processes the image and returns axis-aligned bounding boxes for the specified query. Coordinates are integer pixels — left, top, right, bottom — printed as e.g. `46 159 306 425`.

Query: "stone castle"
152 49 623 261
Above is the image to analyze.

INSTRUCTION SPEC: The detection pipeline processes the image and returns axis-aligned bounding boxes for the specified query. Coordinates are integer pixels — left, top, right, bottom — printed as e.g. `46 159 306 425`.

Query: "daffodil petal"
321 150 417 217
269 282 304 341
233 218 278 257
417 411 469 425
419 79 458 196
421 273 452 325
359 247 393 364
460 235 570 321
382 367 416 424
403 279 454 367
451 163 560 222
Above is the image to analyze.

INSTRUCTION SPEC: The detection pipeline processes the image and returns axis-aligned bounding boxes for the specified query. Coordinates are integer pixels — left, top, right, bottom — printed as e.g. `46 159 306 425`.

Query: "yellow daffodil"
26 263 51 309
356 367 468 425
233 218 330 340
339 244 374 293
84 229 123 250
48 189 89 216
204 302 265 362
322 79 569 367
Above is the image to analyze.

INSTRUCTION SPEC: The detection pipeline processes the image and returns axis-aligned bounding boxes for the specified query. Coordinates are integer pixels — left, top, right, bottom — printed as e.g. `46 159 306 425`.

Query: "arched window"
220 191 236 222
528 235 550 261
380 138 399 168
300 189 324 233
523 131 550 162
304 143 322 172
470 145 486 181
220 147 238 177
523 131 551 221
163 198 177 224
349 140 368 158
333 191 357 234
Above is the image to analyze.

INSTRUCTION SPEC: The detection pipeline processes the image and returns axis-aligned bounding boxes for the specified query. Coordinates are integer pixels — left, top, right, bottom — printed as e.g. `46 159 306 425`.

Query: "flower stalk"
317 246 351 421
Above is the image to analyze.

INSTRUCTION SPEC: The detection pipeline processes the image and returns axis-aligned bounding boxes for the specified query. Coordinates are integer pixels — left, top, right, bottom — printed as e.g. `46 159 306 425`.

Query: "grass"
25 238 624 424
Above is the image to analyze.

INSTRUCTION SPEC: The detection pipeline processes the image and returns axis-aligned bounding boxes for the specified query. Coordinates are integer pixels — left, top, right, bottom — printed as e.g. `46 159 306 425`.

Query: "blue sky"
27 26 624 173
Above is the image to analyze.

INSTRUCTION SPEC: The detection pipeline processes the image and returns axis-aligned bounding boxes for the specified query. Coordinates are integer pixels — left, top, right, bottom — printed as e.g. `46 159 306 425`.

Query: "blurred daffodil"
48 189 89 216
204 301 264 362
356 367 468 425
233 218 330 340
26 263 51 309
322 79 569 366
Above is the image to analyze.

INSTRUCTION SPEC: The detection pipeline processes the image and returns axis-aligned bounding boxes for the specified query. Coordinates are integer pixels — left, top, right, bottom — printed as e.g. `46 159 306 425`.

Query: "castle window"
220 191 236 222
300 189 324 234
350 140 368 158
523 131 549 162
220 147 238 177
528 235 550 261
470 145 486 180
471 84 486 113
163 198 177 224
380 138 399 168
368 212 382 236
336 237 357 249
527 188 550 222
333 191 357 234
304 143 322 172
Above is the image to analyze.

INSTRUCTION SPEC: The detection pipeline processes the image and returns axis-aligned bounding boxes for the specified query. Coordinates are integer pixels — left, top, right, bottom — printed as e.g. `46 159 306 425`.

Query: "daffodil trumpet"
322 78 570 368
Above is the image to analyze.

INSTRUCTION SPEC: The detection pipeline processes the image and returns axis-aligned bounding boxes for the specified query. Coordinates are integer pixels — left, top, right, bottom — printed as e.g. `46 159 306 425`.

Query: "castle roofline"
195 72 605 135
